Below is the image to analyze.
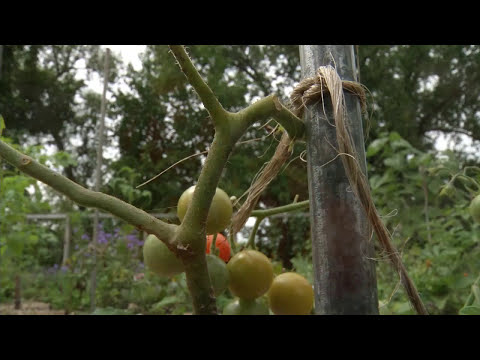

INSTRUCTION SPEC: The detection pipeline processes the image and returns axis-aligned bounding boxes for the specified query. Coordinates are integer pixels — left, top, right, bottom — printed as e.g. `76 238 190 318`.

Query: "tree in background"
0 45 121 188
359 45 480 153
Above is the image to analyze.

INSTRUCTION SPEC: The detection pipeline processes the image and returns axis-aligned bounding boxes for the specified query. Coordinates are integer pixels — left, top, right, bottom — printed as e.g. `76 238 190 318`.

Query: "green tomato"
227 249 274 300
223 297 270 315
267 272 314 315
177 186 233 235
143 235 185 277
469 195 480 223
206 254 230 297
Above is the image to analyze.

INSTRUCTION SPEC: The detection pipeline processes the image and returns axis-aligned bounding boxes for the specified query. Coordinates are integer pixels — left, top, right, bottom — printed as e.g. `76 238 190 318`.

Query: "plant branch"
0 139 178 244
247 216 263 250
244 200 309 250
168 45 227 125
251 200 309 218
231 95 305 141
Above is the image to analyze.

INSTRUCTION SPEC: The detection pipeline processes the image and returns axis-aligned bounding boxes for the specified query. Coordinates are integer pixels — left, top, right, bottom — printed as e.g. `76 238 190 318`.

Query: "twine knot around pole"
289 65 368 119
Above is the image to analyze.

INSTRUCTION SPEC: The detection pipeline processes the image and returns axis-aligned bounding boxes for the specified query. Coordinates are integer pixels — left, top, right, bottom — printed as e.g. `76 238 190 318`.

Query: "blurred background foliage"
1 45 479 314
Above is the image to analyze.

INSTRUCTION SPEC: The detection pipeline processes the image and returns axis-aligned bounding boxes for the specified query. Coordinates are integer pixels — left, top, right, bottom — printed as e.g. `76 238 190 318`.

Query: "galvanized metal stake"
62 214 71 266
300 45 379 314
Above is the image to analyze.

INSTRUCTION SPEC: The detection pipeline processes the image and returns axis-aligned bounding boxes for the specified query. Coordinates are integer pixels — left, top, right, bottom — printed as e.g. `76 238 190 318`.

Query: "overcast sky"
103 45 146 70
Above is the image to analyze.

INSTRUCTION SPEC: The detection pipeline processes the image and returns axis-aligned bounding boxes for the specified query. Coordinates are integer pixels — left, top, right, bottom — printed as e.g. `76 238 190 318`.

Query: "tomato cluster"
225 249 314 315
142 185 314 315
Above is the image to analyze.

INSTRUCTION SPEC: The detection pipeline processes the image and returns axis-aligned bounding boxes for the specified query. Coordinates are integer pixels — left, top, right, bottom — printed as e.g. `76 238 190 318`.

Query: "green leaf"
435 295 449 310
6 233 25 256
453 274 475 289
0 114 5 137
366 137 389 157
383 155 404 170
152 296 178 310
391 138 413 150
0 244 6 256
472 284 480 304
459 306 480 315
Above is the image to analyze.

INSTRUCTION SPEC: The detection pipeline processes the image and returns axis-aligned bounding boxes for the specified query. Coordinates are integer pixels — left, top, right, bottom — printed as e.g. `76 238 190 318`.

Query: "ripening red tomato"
206 233 231 262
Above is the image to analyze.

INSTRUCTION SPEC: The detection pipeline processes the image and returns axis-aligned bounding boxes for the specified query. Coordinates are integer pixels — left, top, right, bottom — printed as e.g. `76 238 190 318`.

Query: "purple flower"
60 265 69 273
47 263 59 274
126 234 139 242
97 231 108 244
81 234 90 240
125 232 143 250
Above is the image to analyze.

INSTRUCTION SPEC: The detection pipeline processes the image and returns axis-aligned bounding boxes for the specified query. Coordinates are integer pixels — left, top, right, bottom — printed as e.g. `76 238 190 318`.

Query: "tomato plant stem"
247 216 263 250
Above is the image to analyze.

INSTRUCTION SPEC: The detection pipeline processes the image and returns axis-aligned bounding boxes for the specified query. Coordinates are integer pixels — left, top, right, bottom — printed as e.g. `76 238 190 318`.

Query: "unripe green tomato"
143 235 185 277
227 249 274 300
206 254 230 297
470 195 480 223
267 272 314 315
177 186 233 235
439 183 456 199
223 297 270 315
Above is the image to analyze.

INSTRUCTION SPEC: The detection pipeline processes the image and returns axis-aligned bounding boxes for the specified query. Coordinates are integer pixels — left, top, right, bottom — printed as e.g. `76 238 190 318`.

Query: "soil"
0 301 68 315
0 301 194 315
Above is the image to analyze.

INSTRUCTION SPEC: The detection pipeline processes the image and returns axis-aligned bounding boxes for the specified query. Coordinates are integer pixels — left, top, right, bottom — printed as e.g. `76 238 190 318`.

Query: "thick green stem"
168 45 227 124
183 253 217 315
176 131 233 250
231 95 305 141
175 130 234 315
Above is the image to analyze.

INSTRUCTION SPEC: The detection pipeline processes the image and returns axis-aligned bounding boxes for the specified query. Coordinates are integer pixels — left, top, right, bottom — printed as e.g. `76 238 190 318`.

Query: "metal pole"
90 48 110 312
300 45 379 314
62 215 71 266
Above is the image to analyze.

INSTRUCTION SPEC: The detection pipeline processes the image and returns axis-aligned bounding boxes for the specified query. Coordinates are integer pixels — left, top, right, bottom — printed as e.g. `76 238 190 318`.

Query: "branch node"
21 156 32 166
